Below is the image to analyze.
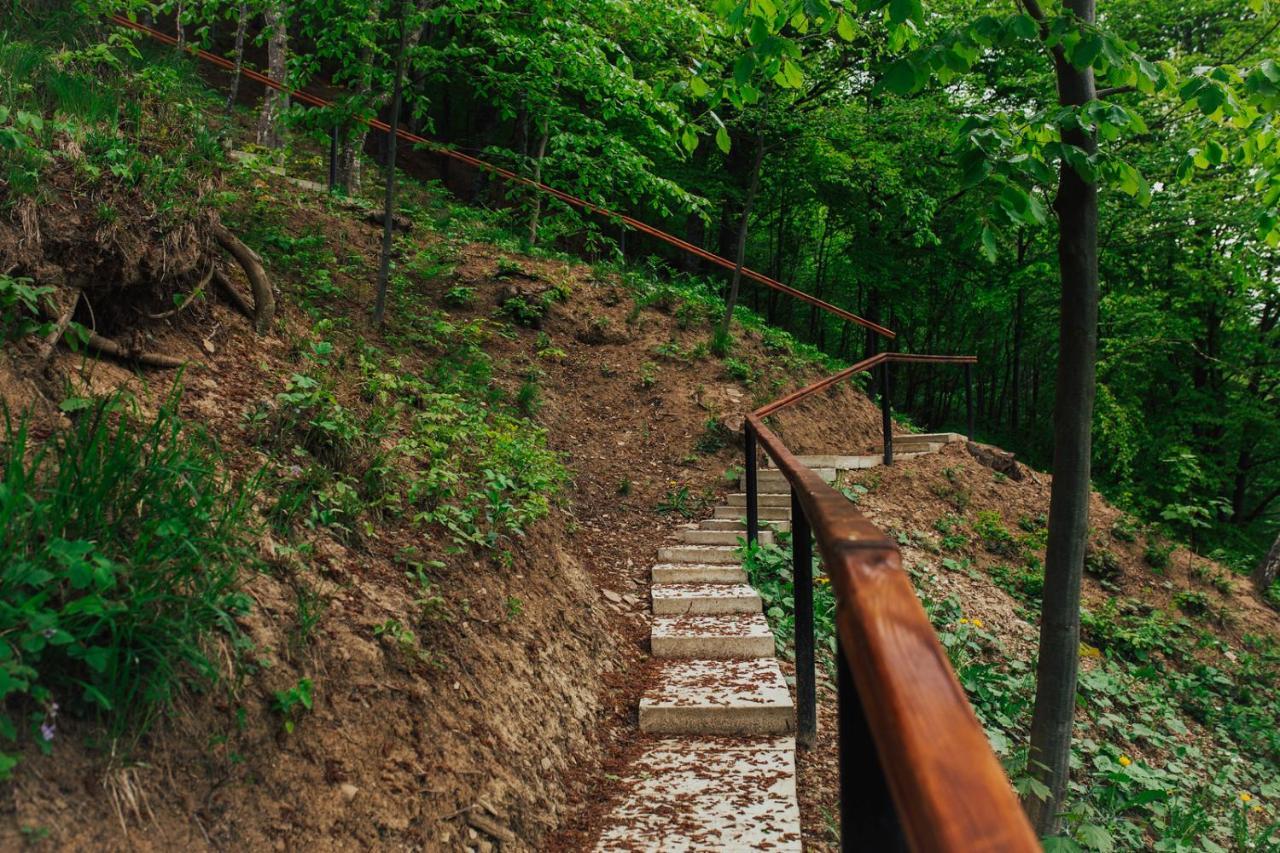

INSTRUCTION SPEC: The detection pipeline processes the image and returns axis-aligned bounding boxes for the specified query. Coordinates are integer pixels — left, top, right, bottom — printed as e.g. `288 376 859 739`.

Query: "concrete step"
700 518 791 533
638 659 795 735
726 492 790 508
651 583 761 615
765 455 879 471
657 545 741 565
897 431 963 446
593 735 801 851
651 613 775 659
652 563 748 584
752 466 838 482
713 505 789 521
679 528 774 546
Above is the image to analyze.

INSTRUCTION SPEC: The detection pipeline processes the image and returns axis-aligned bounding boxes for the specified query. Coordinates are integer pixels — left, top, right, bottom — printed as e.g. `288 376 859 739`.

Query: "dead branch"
35 288 82 370
147 263 214 320
211 223 275 334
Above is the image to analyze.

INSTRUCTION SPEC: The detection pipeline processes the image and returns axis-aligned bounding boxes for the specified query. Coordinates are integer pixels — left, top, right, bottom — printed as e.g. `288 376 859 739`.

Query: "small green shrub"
443 285 475 307
1145 540 1174 573
973 510 1017 556
0 273 51 342
272 678 313 733
516 380 541 416
724 357 755 384
695 418 731 454
656 486 707 519
1173 589 1212 617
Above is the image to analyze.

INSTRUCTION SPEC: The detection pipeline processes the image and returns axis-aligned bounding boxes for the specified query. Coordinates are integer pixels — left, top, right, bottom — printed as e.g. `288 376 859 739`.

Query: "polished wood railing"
744 356 1039 851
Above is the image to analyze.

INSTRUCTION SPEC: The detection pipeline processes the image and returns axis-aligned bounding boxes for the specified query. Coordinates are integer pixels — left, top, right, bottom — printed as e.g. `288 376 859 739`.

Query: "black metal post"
837 637 908 851
792 493 816 748
965 362 975 440
880 361 893 466
328 125 339 192
745 426 758 546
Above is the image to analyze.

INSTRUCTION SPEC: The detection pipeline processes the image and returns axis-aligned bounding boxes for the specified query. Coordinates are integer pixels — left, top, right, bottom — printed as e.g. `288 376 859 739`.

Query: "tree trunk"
718 128 765 340
527 118 551 245
372 0 410 328
226 3 248 112
1254 532 1280 593
255 1 289 149
1024 0 1100 836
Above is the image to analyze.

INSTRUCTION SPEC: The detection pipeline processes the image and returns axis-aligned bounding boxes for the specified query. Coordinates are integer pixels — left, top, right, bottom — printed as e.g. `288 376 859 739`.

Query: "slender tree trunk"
1254 532 1280 593
255 0 288 149
528 117 551 245
372 0 410 328
718 128 765 339
226 3 248 112
175 1 186 47
1024 0 1100 836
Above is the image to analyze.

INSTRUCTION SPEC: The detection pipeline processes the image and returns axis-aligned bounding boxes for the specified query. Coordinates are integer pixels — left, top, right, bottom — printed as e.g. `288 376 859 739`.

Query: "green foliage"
0 387 256 774
973 510 1017 556
0 274 51 342
694 417 730 454
655 485 708 519
272 678 313 734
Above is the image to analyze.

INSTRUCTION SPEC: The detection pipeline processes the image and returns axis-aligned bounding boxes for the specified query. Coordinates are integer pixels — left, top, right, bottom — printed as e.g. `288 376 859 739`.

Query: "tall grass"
0 386 258 775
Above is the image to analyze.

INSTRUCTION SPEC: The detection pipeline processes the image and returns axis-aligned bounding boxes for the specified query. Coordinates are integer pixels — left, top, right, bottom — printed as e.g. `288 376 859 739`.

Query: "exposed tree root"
82 332 189 369
211 223 275 334
212 267 256 321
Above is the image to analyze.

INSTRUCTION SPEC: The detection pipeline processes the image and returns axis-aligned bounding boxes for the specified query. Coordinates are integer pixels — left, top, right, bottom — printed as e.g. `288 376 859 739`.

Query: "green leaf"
1008 14 1038 40
1076 824 1114 852
881 58 920 95
836 13 855 41
715 126 731 154
680 125 698 153
733 54 755 86
689 76 710 98
888 0 921 25
58 396 93 413
980 225 998 263
1071 33 1104 69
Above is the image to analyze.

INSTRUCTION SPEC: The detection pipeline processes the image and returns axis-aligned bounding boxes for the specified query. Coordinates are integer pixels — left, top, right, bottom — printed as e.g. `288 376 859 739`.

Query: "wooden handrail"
753 352 977 419
746 413 1039 851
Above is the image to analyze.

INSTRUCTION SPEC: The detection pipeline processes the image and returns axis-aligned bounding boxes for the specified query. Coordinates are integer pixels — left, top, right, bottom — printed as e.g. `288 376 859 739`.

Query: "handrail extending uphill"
107 15 895 340
743 356 1038 851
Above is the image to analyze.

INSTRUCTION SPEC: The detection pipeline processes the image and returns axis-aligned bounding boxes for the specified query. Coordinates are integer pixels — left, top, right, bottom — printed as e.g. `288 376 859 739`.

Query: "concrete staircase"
594 434 961 849
595 494 803 851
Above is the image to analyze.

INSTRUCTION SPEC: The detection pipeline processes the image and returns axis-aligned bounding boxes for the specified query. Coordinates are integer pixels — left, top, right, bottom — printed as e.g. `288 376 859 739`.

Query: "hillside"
1 23 1278 853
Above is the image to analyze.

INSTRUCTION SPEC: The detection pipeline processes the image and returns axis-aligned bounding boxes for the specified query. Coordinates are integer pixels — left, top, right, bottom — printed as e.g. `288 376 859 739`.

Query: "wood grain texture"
747 414 1040 852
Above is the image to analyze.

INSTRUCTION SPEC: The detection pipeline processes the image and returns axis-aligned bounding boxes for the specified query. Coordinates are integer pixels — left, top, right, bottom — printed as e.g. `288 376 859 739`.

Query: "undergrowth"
0 386 257 776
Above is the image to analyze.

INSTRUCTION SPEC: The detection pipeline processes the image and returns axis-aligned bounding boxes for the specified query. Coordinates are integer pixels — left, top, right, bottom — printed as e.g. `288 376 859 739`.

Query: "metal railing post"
965 362 975 440
792 492 816 748
745 425 758 547
837 637 908 851
880 360 893 466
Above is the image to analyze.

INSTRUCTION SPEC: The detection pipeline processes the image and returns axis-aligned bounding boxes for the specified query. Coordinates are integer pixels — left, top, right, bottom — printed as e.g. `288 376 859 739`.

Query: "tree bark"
527 117 551 245
255 0 289 149
372 0 410 328
718 127 765 340
1254 531 1280 593
1024 0 1100 836
226 2 248 112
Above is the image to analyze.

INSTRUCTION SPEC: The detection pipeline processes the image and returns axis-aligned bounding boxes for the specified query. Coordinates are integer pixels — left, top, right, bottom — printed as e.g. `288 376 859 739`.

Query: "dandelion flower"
1240 792 1253 803
959 618 970 625
972 618 984 628
1118 755 1131 767
1253 806 1264 814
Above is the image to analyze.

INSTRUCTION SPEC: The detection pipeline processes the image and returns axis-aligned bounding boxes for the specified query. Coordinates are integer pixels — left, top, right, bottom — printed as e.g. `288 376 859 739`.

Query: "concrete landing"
594 737 801 851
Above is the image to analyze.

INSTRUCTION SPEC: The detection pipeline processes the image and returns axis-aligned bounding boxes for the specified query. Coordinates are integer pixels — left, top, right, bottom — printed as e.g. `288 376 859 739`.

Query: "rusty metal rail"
743 354 1037 850
107 14 895 339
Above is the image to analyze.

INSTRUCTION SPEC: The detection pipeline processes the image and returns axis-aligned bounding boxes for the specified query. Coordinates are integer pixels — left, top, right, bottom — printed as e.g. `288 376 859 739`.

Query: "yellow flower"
959 618 970 625
1118 755 1132 767
1254 806 1264 814
1240 792 1253 803
971 618 984 629
814 576 831 586
1080 643 1102 659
